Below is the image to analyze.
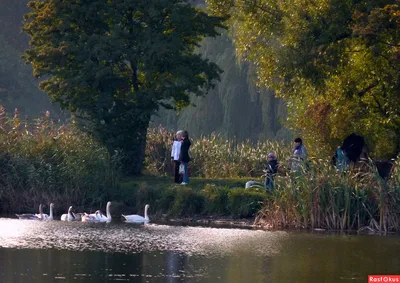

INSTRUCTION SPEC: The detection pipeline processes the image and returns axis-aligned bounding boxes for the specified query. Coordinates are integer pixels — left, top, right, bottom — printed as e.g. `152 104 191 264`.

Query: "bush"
228 188 268 218
162 186 205 217
201 184 229 215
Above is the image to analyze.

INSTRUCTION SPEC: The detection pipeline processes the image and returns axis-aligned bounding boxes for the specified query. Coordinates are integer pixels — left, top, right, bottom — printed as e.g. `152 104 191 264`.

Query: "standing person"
171 131 183 183
264 153 279 191
179 130 191 185
289 137 307 173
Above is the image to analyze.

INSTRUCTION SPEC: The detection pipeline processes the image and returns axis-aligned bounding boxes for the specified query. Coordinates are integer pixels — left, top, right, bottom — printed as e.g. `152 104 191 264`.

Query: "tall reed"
0 107 119 214
256 159 400 232
145 126 292 178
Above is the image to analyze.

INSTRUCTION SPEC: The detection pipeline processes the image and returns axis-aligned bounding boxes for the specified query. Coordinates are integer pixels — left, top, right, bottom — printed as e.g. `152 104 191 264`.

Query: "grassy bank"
112 176 267 219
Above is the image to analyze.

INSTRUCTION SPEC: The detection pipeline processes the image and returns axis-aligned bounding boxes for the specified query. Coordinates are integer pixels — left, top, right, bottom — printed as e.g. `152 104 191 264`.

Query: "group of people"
170 131 308 190
171 130 191 185
246 137 307 191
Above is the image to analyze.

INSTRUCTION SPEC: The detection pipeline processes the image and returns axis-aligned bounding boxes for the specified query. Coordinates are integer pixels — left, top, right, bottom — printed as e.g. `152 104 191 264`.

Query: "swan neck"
144 206 148 219
106 204 111 220
49 206 53 218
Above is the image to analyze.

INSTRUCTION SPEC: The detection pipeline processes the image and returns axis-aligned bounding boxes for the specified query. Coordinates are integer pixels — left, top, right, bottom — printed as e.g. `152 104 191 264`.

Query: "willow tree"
207 0 400 158
23 0 224 175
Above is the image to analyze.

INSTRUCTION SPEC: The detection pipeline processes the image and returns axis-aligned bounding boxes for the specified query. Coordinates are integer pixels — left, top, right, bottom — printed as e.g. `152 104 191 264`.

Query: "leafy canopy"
206 0 400 158
23 0 224 174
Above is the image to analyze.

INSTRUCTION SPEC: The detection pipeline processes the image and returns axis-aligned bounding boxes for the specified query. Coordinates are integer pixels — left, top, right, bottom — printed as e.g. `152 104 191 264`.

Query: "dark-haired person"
264 153 279 191
179 130 191 185
171 130 183 183
289 137 307 172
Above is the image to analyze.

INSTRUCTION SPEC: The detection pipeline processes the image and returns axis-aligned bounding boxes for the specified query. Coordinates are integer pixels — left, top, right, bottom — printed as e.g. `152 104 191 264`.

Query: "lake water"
0 219 399 282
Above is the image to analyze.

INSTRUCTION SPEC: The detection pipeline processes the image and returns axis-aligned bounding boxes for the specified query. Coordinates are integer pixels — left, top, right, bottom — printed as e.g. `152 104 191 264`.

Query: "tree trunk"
93 105 152 177
121 123 148 176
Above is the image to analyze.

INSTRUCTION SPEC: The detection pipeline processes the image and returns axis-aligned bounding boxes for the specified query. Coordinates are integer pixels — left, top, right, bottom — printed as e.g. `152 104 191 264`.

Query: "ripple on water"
0 218 287 257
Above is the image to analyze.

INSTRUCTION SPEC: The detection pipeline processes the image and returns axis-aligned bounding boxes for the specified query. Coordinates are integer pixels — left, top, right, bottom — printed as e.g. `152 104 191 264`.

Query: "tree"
206 0 400 158
23 0 224 175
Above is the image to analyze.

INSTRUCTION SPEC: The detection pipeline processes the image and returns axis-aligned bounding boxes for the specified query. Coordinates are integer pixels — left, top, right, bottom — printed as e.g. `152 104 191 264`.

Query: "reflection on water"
0 219 283 256
0 219 399 282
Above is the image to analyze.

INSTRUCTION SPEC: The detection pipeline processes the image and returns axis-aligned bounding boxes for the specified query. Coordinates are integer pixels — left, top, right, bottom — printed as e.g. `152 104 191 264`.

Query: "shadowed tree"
23 0 224 175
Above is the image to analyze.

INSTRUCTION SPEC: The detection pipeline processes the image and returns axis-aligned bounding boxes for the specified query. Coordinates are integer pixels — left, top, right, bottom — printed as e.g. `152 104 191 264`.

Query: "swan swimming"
61 206 75 221
81 202 112 223
122 204 150 223
16 204 44 220
37 203 54 220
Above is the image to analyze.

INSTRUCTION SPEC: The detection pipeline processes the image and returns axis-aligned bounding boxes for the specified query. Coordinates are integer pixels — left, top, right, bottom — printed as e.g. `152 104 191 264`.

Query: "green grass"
112 176 269 219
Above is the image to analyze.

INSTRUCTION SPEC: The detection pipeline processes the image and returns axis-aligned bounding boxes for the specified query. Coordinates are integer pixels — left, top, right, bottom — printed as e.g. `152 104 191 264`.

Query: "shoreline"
1 213 396 235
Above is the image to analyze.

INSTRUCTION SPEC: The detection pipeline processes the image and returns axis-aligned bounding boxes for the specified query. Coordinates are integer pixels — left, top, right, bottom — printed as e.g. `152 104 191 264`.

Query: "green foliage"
0 107 119 213
201 184 229 215
23 0 224 175
117 176 272 218
228 188 268 218
168 187 205 216
206 0 400 158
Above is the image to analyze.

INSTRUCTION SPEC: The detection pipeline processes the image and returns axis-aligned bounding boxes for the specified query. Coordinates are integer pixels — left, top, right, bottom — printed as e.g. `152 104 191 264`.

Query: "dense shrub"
201 184 229 215
228 188 268 218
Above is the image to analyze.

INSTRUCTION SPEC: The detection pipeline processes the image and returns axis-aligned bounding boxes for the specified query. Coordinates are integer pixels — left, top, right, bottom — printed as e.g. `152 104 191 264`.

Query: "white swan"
16 204 43 220
61 206 74 221
81 211 99 222
37 203 54 220
122 204 150 223
72 212 83 221
81 202 112 223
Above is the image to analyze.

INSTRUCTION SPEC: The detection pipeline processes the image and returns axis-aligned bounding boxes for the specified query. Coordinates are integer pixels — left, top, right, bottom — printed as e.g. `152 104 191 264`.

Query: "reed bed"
256 159 400 232
145 126 292 178
146 126 400 232
0 107 119 214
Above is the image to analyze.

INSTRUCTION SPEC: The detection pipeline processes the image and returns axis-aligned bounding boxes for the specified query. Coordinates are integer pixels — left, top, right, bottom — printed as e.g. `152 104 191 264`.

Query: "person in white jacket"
171 130 183 183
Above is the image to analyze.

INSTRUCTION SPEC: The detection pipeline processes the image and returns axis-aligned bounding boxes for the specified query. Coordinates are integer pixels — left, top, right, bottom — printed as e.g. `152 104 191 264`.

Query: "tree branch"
357 80 379 97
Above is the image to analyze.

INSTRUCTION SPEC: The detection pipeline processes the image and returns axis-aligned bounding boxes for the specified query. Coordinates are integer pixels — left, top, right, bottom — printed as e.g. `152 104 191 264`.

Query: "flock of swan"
15 202 150 224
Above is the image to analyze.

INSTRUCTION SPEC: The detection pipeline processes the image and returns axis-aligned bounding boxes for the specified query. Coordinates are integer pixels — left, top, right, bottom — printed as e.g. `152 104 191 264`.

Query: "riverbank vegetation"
0 117 399 232
0 108 118 214
144 127 400 232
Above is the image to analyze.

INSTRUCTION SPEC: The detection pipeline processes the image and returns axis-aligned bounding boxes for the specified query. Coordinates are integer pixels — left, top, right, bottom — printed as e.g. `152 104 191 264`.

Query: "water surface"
0 219 399 282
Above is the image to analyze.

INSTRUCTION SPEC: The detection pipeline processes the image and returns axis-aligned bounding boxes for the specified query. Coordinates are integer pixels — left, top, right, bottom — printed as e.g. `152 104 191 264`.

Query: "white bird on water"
37 203 54 220
61 206 75 221
16 204 44 220
82 202 112 223
122 204 150 224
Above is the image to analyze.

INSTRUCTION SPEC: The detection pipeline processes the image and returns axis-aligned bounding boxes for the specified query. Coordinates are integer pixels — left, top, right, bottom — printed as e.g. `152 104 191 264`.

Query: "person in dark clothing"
264 153 278 191
171 130 183 183
179 130 191 185
341 133 365 163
